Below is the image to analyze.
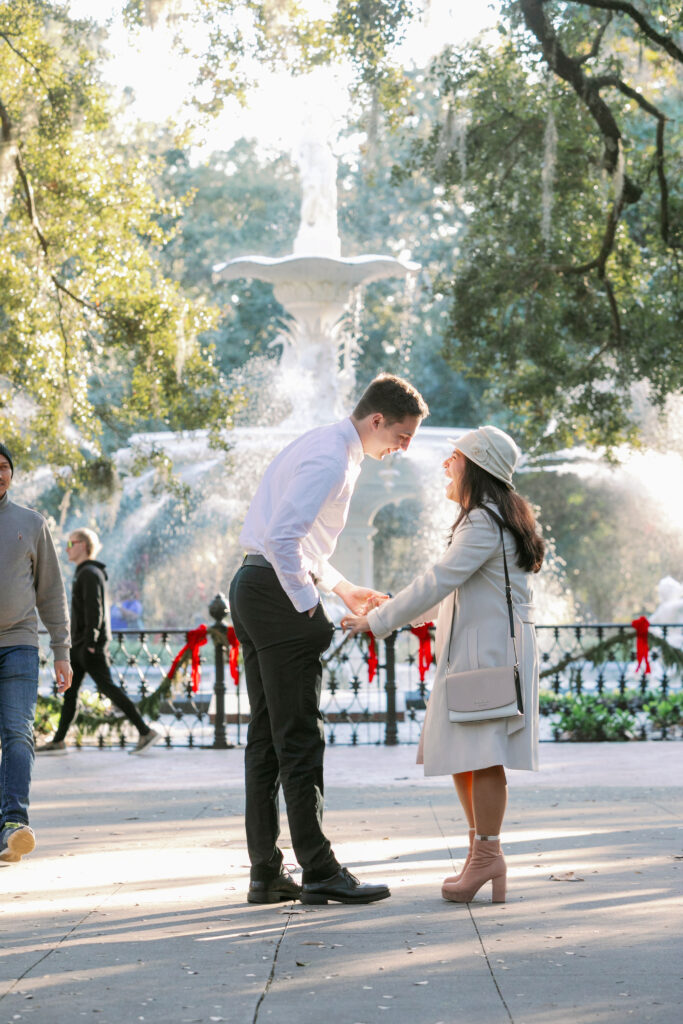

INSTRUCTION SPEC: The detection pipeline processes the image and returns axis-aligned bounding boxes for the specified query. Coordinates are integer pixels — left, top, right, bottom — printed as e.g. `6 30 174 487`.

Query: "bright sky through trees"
67 1 499 153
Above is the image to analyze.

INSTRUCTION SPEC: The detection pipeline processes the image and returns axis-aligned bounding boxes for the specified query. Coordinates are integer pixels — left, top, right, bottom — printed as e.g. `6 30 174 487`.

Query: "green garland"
540 629 683 681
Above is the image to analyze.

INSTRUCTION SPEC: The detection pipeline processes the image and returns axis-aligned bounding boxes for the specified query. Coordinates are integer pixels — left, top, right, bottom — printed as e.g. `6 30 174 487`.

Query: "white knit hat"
448 426 521 487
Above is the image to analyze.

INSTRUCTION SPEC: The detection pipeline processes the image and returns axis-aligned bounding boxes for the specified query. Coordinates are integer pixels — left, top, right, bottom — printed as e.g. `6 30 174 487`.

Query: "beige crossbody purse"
446 512 524 724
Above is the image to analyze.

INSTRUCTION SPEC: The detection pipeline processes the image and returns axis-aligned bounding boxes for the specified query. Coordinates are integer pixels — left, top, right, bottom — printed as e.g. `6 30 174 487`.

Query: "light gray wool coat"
367 506 539 775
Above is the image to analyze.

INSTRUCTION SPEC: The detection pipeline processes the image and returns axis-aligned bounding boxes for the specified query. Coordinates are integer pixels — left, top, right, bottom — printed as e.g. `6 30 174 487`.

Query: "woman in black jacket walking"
37 528 159 755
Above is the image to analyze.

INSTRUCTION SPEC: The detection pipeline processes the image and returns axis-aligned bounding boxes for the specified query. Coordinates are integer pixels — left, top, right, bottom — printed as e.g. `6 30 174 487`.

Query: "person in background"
230 373 428 906
36 529 160 756
0 442 72 864
110 584 143 632
342 427 544 904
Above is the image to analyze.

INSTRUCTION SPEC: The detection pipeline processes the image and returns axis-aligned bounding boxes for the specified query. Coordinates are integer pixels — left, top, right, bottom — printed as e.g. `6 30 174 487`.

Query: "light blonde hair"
70 527 102 558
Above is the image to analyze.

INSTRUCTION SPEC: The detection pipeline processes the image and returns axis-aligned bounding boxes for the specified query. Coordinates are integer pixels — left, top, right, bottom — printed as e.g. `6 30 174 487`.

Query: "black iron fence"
36 617 682 748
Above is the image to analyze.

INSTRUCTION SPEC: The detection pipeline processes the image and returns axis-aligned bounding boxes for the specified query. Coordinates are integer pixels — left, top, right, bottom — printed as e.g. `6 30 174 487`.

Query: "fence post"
384 631 398 746
209 593 231 749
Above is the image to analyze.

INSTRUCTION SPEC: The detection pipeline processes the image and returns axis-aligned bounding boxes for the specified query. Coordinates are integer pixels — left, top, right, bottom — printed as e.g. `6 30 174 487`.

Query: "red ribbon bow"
168 624 208 692
410 623 435 682
226 626 240 686
366 632 378 683
631 616 651 675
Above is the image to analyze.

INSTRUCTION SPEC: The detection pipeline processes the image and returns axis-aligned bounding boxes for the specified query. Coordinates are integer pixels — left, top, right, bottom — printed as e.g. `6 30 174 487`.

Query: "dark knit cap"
0 443 14 476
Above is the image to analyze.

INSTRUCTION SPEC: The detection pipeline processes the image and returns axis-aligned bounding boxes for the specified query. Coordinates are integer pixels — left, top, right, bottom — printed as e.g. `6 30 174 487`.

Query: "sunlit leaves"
0 0 235 477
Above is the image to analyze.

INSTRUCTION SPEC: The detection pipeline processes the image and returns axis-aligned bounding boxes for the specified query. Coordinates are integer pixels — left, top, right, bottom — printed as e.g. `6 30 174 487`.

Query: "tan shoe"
443 827 475 885
442 838 506 903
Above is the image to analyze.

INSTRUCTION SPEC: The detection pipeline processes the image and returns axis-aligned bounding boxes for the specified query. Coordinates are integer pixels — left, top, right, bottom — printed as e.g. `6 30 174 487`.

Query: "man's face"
66 536 87 564
0 455 12 498
364 414 421 461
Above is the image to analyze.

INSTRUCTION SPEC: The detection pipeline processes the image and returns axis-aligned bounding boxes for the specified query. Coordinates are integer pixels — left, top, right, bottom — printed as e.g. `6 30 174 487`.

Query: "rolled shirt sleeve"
263 455 349 613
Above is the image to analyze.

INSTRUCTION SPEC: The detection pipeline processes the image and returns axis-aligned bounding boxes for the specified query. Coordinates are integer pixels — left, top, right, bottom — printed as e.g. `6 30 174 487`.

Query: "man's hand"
54 660 72 694
333 581 388 616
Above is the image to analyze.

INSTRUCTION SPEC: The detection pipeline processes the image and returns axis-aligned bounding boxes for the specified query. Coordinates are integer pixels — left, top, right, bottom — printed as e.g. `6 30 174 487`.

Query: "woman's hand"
340 613 370 636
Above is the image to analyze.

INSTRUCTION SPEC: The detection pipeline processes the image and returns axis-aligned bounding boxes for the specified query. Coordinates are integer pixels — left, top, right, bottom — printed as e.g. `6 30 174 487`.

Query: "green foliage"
643 693 683 736
556 693 637 740
539 689 572 716
34 693 62 737
390 1 683 452
0 1 238 476
34 689 122 739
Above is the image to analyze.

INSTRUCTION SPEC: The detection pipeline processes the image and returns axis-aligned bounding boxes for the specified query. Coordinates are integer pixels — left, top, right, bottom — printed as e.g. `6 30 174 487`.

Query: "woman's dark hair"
450 458 545 573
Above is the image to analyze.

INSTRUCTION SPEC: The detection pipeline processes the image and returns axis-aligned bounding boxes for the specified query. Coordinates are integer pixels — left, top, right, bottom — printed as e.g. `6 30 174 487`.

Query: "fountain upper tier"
213 252 419 423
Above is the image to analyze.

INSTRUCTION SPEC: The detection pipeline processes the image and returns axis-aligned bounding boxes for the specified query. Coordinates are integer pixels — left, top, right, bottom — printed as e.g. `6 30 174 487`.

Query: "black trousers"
229 564 339 883
52 647 149 743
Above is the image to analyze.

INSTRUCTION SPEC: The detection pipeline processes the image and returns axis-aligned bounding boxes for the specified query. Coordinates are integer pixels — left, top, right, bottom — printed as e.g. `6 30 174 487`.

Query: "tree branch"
592 74 666 119
0 94 11 140
0 32 57 98
14 150 141 329
655 117 669 247
549 191 624 276
585 75 673 248
577 11 612 64
570 1 683 64
14 149 49 256
603 275 622 343
520 0 641 202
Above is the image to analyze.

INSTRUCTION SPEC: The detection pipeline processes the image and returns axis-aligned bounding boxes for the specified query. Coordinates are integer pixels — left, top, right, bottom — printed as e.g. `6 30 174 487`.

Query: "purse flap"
446 666 517 712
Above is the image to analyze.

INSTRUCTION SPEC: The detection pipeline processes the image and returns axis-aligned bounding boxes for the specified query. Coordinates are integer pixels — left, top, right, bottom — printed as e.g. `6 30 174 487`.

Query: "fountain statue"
213 113 420 423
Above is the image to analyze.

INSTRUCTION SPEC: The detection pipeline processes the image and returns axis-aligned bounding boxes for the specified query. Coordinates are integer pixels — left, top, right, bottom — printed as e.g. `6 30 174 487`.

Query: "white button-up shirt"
239 418 364 612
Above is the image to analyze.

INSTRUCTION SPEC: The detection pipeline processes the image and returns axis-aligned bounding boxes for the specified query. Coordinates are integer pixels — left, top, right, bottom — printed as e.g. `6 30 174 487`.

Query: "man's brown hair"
352 373 429 424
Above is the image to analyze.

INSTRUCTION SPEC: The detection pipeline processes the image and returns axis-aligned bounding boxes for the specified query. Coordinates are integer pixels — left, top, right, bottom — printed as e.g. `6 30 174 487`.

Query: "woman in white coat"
342 426 545 904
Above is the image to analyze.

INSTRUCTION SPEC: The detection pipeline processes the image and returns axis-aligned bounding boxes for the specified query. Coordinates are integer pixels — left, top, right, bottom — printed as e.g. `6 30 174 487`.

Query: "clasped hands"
337 586 390 636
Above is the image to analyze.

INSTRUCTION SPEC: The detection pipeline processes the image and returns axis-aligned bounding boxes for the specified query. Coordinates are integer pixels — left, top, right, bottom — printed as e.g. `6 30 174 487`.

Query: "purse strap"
446 507 519 670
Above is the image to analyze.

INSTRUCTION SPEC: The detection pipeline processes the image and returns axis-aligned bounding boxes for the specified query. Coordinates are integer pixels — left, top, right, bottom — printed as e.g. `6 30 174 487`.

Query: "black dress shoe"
247 871 302 904
301 867 391 905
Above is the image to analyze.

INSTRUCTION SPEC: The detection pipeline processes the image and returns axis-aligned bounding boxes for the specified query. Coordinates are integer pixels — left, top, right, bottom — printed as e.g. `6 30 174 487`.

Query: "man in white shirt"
230 374 428 905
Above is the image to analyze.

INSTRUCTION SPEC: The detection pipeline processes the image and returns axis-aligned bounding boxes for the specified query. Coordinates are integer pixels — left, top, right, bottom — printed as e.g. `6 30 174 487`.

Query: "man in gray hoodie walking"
0 442 71 863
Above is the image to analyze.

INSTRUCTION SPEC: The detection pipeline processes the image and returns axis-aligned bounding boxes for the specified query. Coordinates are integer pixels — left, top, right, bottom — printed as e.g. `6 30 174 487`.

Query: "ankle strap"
475 833 500 841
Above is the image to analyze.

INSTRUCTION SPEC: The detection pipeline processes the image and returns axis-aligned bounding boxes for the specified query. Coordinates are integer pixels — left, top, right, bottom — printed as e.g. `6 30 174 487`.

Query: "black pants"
229 564 339 883
52 647 149 743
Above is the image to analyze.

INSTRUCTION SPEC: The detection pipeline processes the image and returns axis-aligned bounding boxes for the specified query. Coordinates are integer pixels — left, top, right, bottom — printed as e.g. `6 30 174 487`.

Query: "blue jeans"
0 645 39 828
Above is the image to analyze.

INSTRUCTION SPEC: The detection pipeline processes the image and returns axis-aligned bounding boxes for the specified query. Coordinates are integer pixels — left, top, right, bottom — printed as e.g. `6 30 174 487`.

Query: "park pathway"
1 745 681 1024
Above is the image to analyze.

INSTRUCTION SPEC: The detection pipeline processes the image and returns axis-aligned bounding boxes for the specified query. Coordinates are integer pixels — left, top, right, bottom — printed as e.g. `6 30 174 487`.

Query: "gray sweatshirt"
0 492 70 659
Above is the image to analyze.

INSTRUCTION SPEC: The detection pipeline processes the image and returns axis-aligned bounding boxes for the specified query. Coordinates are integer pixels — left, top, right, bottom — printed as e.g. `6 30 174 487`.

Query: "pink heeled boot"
441 836 507 903
443 828 476 885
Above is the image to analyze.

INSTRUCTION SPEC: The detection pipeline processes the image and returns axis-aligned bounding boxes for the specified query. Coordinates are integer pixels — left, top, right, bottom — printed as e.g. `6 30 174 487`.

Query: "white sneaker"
129 728 161 755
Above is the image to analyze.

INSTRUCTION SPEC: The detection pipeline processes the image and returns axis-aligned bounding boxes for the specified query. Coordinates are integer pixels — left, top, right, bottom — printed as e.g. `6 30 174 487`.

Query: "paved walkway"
1 744 681 1024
